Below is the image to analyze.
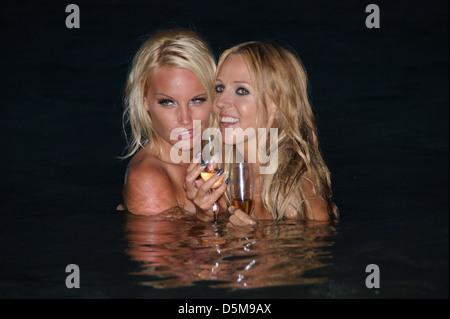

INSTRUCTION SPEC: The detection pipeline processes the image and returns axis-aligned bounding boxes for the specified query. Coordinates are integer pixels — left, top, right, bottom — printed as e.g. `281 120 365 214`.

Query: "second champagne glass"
229 162 255 215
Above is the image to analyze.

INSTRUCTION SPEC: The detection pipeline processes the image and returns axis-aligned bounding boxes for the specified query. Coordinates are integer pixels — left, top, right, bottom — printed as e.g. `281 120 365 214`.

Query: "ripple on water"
122 209 338 289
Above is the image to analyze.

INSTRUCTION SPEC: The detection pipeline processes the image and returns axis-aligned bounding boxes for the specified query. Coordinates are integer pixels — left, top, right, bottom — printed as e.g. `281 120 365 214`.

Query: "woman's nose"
214 93 232 110
177 106 192 125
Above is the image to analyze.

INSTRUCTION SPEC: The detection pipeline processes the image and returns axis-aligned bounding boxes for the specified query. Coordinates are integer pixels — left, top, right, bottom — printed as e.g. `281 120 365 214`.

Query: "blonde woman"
120 29 225 215
185 41 338 225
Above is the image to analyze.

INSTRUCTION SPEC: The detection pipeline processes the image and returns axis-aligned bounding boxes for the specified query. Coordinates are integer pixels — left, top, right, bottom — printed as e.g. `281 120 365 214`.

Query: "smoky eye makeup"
236 87 250 95
215 84 224 93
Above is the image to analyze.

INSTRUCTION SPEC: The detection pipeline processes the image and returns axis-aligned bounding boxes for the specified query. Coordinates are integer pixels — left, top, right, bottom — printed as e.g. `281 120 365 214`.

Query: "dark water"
0 0 448 298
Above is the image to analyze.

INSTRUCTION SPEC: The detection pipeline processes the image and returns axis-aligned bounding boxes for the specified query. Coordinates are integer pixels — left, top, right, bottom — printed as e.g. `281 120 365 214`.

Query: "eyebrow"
154 93 173 99
215 79 250 85
154 92 207 99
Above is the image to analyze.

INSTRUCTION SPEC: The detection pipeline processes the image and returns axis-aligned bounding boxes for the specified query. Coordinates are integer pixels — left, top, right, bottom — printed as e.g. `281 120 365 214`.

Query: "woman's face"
145 67 210 152
213 54 262 146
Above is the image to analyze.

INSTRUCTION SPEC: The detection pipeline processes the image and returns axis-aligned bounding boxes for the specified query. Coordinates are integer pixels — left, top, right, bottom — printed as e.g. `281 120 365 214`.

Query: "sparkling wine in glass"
229 162 255 215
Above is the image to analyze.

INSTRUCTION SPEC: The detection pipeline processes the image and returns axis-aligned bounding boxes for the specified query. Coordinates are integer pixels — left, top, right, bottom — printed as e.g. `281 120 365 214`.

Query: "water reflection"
123 209 337 289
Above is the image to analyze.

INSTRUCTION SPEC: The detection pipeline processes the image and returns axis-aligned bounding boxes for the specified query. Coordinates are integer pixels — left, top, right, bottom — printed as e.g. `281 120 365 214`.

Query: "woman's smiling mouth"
220 115 240 127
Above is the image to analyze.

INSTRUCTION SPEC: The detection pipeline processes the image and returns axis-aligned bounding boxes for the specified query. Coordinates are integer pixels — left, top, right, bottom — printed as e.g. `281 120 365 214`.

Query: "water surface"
123 210 338 290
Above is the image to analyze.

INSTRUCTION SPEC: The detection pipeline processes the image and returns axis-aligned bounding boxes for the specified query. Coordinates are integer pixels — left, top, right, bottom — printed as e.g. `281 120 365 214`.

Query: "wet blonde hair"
217 41 334 220
122 29 216 158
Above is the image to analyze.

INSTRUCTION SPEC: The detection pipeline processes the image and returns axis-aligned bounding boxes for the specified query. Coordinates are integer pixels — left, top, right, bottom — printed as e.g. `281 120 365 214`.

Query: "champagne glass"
229 162 255 215
200 129 222 221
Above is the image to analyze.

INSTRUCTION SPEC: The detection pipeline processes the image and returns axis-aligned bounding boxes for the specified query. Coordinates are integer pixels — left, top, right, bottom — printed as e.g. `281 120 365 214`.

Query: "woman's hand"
184 161 227 221
227 206 257 227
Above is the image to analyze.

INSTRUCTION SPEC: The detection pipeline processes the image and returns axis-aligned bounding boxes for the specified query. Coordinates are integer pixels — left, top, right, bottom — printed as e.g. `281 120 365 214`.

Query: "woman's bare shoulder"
282 170 331 221
122 154 178 215
300 172 331 221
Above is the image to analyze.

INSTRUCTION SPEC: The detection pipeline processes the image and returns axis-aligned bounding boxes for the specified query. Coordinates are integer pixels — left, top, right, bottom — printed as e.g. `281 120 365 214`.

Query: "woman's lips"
220 115 239 128
177 129 194 140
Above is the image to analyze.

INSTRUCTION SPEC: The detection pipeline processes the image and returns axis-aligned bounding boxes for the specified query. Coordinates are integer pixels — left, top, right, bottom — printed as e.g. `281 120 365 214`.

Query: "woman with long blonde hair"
185 41 338 224
120 29 225 215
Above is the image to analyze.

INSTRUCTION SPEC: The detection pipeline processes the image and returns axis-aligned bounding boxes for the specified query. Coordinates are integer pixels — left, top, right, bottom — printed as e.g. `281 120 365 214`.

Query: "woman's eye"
236 87 249 95
215 85 224 93
190 97 207 106
158 99 175 107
